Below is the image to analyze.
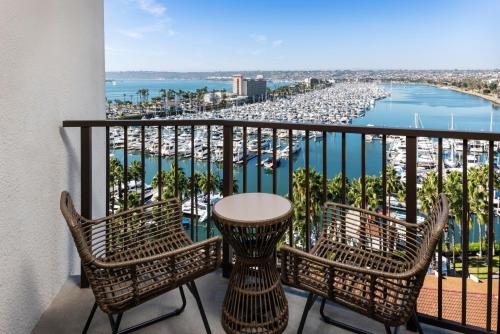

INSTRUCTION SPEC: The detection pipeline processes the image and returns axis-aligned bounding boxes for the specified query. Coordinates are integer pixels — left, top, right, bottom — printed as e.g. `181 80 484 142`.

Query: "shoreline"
433 84 500 105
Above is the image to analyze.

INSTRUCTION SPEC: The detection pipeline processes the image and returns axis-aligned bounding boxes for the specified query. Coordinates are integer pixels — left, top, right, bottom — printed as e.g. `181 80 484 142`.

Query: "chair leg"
108 313 123 334
82 302 97 334
186 281 212 334
113 286 187 334
411 311 424 334
297 293 317 334
320 298 375 334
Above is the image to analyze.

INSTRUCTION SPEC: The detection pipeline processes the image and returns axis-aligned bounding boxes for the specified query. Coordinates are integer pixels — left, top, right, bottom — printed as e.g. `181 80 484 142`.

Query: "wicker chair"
60 191 222 334
281 194 448 334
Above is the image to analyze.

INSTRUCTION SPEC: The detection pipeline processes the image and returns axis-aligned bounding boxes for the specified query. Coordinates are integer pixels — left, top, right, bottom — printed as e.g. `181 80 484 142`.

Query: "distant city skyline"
105 0 500 71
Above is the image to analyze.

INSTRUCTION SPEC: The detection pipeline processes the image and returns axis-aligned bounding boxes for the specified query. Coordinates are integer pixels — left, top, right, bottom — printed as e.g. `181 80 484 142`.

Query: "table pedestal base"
221 257 288 334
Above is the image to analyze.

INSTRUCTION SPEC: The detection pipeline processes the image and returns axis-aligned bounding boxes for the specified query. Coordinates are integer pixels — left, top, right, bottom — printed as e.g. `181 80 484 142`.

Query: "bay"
112 83 500 242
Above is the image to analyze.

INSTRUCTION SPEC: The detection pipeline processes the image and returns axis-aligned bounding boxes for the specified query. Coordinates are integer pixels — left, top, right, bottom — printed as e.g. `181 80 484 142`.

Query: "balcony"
33 270 457 334
54 118 500 333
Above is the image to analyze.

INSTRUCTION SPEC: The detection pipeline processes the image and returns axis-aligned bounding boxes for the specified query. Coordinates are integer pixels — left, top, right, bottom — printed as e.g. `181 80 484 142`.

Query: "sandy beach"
436 84 500 105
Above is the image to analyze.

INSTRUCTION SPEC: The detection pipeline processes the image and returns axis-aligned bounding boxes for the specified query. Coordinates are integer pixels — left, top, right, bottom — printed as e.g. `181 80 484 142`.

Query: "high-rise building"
232 74 267 99
232 75 243 95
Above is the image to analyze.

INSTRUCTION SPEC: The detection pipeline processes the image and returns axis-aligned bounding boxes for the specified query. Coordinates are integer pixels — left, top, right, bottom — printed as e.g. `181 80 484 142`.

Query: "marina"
109 83 500 241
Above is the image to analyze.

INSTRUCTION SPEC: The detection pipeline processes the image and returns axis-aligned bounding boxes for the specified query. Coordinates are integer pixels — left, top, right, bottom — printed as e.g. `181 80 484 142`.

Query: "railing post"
406 136 417 329
222 125 234 278
80 127 92 288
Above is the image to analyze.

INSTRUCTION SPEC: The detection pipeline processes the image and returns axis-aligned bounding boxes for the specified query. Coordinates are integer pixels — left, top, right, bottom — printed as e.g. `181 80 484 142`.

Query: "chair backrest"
60 191 94 263
413 193 449 275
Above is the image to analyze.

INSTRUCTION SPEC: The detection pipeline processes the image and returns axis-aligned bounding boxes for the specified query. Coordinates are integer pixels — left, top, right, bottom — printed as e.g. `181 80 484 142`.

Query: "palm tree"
365 175 382 210
348 178 362 207
190 172 203 240
128 160 142 193
118 192 140 211
109 157 123 212
468 166 489 257
418 171 439 215
159 88 167 111
152 164 190 201
291 168 324 243
198 171 220 196
385 164 403 212
348 175 382 210
326 173 349 203
444 170 463 270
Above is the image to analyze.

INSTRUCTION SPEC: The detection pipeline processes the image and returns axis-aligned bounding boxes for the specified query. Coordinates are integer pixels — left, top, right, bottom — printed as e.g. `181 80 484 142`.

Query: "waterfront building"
232 74 243 95
203 91 224 104
232 74 267 99
304 77 320 88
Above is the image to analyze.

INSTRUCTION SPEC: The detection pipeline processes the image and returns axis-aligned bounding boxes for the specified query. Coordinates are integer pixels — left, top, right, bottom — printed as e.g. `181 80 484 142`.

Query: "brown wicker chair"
281 194 448 334
60 191 222 334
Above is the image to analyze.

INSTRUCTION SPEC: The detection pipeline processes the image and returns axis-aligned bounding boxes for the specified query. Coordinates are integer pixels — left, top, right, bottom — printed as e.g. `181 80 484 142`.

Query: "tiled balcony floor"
33 270 457 334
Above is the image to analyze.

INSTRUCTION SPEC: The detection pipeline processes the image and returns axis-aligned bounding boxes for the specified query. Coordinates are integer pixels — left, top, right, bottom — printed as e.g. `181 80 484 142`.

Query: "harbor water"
112 83 500 243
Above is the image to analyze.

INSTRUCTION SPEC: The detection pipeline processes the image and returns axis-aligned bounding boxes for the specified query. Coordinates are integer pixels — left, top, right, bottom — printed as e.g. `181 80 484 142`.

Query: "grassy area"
452 256 499 280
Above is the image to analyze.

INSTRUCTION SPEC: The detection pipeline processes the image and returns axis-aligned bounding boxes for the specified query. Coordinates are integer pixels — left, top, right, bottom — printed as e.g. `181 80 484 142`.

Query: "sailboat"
445 113 460 168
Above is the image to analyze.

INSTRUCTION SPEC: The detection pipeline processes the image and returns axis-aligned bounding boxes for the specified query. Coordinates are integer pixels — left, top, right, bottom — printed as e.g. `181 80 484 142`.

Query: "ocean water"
105 79 287 101
112 83 500 242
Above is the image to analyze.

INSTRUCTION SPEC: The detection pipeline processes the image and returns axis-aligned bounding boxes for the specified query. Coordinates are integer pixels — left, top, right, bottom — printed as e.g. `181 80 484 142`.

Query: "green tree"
418 171 439 215
110 157 124 212
128 160 142 193
152 164 190 201
326 174 349 203
385 164 403 211
444 170 463 270
468 166 489 257
291 168 324 245
198 171 220 195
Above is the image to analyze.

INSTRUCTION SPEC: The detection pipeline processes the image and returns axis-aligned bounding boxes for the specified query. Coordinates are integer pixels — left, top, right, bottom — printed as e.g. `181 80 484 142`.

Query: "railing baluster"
80 126 92 288
257 127 262 192
272 128 277 194
341 132 346 204
222 125 234 278
437 137 443 320
207 125 211 239
123 126 128 210
106 126 110 216
174 126 178 197
405 135 418 331
361 134 366 209
322 131 327 203
406 136 417 224
487 141 494 331
243 126 247 193
140 126 145 206
305 130 310 251
157 126 162 200
461 139 468 326
382 135 387 215
191 125 195 241
288 129 293 246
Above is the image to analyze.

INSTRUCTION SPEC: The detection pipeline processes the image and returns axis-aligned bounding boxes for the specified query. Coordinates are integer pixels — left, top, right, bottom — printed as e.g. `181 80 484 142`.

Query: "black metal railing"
63 119 500 334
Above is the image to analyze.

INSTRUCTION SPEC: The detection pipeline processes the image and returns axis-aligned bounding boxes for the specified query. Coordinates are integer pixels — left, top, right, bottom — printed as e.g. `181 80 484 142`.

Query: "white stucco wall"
0 1 105 333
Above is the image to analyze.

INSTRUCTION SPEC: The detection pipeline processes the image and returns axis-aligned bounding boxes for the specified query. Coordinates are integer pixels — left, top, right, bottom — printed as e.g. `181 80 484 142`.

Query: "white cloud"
134 0 166 17
251 49 265 55
118 20 172 39
272 39 283 47
251 34 268 43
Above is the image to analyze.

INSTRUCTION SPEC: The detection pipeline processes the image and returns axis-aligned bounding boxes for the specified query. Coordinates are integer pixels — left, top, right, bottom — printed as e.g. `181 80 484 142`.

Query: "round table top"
213 192 293 226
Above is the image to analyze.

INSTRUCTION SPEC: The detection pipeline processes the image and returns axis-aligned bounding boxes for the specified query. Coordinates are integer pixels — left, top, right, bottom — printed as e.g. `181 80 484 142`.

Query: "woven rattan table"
213 193 293 334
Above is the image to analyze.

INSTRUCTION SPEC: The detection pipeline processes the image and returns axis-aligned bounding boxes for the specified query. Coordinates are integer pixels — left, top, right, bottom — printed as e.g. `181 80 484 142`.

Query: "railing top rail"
62 119 500 140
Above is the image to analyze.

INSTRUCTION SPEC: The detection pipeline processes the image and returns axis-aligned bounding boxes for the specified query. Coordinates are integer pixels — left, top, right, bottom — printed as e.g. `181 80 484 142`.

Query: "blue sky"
105 0 500 71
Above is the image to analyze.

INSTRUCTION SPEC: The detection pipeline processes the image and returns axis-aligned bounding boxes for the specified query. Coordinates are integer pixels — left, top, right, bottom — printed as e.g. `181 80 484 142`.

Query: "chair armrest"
91 236 222 269
280 245 418 280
